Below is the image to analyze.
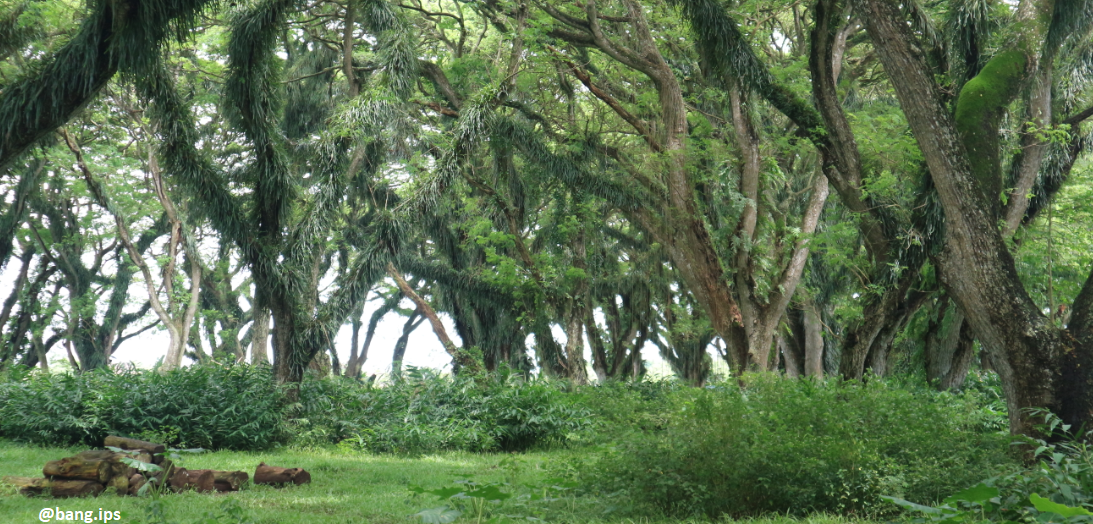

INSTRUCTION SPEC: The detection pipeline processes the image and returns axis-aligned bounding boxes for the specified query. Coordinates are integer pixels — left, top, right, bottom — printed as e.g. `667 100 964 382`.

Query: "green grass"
0 441 875 524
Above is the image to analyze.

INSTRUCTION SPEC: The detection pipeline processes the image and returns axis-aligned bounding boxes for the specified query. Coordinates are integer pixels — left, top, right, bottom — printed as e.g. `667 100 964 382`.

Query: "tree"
849 0 1093 435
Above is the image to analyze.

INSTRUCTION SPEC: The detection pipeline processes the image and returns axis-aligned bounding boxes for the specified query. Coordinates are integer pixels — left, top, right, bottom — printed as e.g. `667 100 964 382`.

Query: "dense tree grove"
1 0 1092 436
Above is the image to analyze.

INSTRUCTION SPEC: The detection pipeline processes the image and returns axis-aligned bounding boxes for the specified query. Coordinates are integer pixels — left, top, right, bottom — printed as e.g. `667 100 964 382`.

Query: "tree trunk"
780 312 804 378
563 229 591 384
169 468 215 493
734 172 829 372
803 304 824 379
350 293 399 378
925 299 976 390
387 263 480 374
563 311 589 384
254 463 311 485
391 309 423 378
839 270 916 380
271 301 302 386
104 436 166 456
586 304 609 383
345 301 365 377
852 0 1092 436
3 477 104 498
251 306 270 364
0 246 33 331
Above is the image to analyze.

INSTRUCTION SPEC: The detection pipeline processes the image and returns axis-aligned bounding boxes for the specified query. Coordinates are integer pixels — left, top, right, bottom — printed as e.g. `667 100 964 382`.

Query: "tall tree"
850 0 1093 435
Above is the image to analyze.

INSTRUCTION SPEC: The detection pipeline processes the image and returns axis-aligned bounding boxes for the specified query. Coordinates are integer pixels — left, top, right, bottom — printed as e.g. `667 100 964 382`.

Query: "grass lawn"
0 441 871 524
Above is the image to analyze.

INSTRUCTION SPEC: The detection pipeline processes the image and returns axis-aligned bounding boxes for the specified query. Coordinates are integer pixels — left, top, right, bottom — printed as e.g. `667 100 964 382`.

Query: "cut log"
168 468 215 493
212 470 249 492
186 469 249 492
76 450 118 461
104 436 166 456
45 451 127 486
254 462 311 486
43 457 107 482
84 450 129 486
2 476 104 498
128 474 146 496
106 469 129 495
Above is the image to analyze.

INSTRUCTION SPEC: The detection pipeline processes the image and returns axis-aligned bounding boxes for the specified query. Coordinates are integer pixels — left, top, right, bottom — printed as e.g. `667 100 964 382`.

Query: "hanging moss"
953 48 1029 208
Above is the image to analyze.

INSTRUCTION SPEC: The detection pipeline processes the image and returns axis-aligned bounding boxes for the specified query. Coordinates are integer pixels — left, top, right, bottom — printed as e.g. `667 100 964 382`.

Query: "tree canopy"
1 0 1092 436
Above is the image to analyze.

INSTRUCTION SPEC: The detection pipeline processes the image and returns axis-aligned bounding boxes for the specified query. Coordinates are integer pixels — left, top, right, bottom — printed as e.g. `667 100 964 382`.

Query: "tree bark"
251 306 270 364
387 262 480 374
3 477 104 498
391 308 423 377
563 311 589 385
839 269 917 380
254 463 311 485
734 172 829 372
1002 66 1053 237
803 304 824 379
808 0 889 263
0 245 34 336
780 312 804 378
924 299 975 390
104 436 166 456
852 0 1089 435
344 300 366 377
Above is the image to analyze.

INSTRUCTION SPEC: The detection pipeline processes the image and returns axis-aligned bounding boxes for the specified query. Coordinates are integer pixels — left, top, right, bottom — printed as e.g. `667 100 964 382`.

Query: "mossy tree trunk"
852 0 1093 436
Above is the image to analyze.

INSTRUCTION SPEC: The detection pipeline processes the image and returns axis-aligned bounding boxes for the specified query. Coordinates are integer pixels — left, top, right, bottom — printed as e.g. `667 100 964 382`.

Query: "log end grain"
128 474 146 496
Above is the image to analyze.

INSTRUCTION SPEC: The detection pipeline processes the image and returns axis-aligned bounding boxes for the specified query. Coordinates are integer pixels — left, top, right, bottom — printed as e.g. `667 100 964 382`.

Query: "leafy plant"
410 478 515 524
0 365 286 449
884 410 1093 524
573 374 1015 518
339 372 593 454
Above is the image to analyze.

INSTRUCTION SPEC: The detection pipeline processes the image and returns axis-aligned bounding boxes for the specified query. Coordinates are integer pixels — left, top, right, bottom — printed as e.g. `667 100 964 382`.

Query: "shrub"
340 370 595 454
0 364 286 449
0 365 593 453
569 379 684 442
572 374 1016 518
887 413 1093 524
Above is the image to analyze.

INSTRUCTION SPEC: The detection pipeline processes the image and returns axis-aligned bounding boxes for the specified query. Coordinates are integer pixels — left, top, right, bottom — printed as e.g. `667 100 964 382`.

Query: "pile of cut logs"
2 436 310 498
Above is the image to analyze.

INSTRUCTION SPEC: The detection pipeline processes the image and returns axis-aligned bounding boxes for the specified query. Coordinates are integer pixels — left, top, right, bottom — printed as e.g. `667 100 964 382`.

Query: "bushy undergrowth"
568 374 1017 519
298 368 594 453
0 365 284 449
0 364 1019 516
0 365 592 453
889 414 1093 524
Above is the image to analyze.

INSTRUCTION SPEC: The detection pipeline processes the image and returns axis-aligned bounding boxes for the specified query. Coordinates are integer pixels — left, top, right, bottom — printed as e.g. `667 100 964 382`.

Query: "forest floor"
0 442 872 524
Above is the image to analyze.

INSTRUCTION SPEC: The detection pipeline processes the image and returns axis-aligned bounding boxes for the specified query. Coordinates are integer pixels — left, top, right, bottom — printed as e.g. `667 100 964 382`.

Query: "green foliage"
568 379 685 443
332 370 594 454
410 477 514 524
0 365 285 449
885 412 1093 524
0 366 592 453
409 462 585 524
571 375 1015 518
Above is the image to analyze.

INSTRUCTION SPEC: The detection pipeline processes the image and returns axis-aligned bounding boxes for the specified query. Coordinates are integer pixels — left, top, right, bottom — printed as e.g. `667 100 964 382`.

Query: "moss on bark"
954 49 1029 209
